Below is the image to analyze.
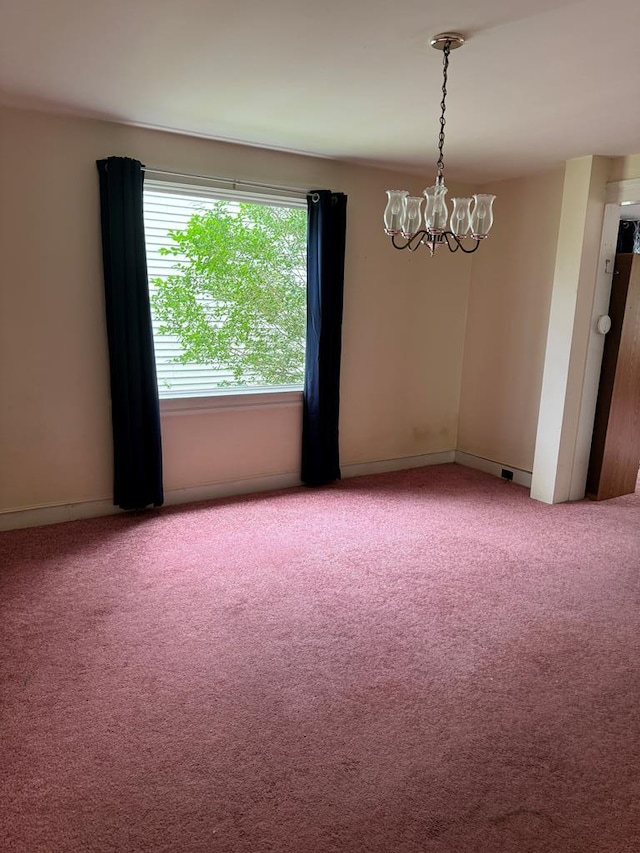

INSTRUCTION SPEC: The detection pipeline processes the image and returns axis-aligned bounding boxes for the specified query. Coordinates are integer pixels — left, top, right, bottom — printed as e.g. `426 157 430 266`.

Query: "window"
143 181 307 400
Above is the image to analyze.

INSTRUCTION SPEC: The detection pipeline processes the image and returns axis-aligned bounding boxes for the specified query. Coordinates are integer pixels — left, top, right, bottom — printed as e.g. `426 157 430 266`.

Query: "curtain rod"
142 166 319 199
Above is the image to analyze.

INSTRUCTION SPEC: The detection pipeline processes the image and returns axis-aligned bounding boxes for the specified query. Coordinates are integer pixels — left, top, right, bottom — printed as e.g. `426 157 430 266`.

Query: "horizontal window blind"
143 185 306 399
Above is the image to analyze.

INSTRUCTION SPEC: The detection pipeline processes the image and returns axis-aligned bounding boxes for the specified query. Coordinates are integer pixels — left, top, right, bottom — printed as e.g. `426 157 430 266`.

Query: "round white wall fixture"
596 315 612 335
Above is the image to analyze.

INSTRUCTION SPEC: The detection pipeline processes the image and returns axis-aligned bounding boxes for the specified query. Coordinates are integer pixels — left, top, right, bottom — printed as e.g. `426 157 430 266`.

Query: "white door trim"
569 178 640 500
606 179 640 204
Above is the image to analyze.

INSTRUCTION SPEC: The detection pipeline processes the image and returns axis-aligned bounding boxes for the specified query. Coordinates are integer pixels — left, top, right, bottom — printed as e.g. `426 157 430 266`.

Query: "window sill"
159 388 304 416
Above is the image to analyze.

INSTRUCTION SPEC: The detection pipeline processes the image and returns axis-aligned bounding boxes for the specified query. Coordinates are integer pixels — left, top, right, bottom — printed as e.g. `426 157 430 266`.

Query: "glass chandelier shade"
383 190 409 235
450 197 472 237
424 184 448 233
403 196 424 237
383 33 496 256
469 194 496 238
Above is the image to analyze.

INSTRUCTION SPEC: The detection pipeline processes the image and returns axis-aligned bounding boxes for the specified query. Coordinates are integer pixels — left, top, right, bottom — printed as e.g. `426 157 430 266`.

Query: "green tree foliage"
152 200 307 386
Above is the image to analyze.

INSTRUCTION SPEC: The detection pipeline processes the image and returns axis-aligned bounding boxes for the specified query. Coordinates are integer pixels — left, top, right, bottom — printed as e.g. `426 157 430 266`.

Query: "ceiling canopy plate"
430 33 465 51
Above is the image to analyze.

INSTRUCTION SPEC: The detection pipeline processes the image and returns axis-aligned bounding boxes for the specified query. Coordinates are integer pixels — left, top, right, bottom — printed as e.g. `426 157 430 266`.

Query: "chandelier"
383 33 495 255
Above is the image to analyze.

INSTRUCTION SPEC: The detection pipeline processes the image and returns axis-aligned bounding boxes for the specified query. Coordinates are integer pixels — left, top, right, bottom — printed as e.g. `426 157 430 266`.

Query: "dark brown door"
586 253 640 500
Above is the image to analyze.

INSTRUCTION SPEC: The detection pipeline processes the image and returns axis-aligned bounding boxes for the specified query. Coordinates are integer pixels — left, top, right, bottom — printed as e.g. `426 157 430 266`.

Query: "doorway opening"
572 181 640 501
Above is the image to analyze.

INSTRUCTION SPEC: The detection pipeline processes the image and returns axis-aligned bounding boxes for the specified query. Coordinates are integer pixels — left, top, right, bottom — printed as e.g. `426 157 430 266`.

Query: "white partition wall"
531 156 609 504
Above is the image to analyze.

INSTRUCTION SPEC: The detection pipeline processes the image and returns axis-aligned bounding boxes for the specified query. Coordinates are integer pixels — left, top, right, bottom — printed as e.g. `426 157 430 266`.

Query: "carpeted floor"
1 463 639 852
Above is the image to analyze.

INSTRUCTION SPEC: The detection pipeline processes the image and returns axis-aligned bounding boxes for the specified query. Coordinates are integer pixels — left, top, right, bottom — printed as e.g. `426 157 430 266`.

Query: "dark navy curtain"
302 190 347 486
96 157 163 510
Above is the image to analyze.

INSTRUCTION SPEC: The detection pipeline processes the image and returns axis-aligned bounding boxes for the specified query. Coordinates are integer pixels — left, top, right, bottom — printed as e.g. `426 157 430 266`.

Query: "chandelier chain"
436 41 451 182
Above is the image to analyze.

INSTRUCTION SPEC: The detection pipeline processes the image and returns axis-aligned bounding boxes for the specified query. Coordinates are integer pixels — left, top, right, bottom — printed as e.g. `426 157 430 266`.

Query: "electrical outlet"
501 469 514 482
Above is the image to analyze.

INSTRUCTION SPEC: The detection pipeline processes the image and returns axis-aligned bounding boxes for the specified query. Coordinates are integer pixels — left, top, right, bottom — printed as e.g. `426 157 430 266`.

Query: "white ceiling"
1 0 639 183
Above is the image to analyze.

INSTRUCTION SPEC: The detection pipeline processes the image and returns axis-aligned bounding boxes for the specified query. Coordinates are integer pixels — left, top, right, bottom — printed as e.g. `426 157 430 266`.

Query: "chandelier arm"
455 237 482 254
440 231 482 254
391 234 410 250
409 231 427 250
390 231 431 251
442 231 461 253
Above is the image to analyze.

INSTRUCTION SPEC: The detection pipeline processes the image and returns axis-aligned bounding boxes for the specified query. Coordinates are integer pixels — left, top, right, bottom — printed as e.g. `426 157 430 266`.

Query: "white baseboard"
0 471 303 532
0 451 457 532
163 472 301 507
342 450 455 479
454 451 532 488
0 499 113 531
0 450 532 532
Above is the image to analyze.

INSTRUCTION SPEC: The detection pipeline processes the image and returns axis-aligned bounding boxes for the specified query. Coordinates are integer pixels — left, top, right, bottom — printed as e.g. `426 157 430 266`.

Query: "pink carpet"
1 463 639 852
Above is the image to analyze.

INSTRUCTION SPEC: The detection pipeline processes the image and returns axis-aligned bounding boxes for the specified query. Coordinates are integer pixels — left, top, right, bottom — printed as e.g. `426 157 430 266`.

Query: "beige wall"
457 168 565 472
0 107 473 514
609 154 640 182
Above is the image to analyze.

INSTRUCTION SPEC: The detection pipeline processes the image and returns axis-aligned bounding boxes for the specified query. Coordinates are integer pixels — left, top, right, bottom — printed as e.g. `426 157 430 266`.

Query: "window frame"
159 388 304 417
143 175 308 412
